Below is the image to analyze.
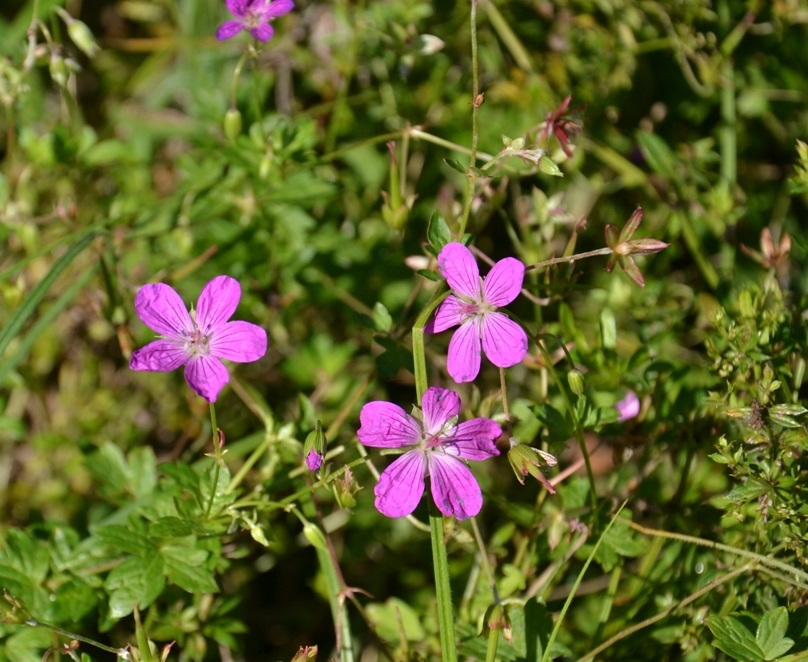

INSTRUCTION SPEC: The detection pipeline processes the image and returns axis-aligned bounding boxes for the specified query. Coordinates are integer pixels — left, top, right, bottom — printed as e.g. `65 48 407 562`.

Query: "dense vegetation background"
1 0 808 660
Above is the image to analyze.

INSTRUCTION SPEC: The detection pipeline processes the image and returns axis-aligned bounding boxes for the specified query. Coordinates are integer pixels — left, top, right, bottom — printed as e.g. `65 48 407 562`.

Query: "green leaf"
417 268 442 281
0 231 96 361
94 525 155 557
128 446 157 500
105 555 165 619
365 598 425 643
161 546 218 594
427 210 452 250
708 615 766 662
148 517 196 538
444 158 466 174
756 608 794 660
372 301 393 333
85 442 129 499
726 480 768 504
199 463 235 517
3 530 50 585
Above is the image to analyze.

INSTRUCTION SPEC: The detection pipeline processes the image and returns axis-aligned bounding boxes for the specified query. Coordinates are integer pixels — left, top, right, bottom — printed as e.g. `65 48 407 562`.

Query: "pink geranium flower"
216 0 294 43
429 242 528 383
615 390 640 422
130 276 267 402
358 387 501 520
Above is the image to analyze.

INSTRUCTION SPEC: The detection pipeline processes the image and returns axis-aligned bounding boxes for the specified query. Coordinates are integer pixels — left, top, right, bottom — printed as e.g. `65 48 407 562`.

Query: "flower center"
183 325 212 357
243 10 264 28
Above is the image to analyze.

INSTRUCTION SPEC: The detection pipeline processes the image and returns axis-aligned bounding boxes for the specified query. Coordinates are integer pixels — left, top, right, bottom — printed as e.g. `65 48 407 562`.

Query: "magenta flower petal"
374 450 427 518
264 0 294 18
358 402 422 448
482 257 524 306
249 23 274 42
443 419 502 460
209 321 267 362
306 449 323 472
134 283 192 338
197 275 241 335
184 355 230 402
225 0 250 16
447 320 482 383
429 454 482 520
616 391 640 421
481 312 527 368
422 387 461 436
216 20 245 40
430 295 465 333
130 340 188 372
437 243 481 299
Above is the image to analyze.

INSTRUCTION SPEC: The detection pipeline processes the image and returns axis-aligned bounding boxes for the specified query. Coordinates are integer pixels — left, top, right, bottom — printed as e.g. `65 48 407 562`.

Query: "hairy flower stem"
230 51 249 108
428 491 458 662
458 0 481 238
499 368 514 440
204 402 222 520
26 619 129 658
525 247 613 272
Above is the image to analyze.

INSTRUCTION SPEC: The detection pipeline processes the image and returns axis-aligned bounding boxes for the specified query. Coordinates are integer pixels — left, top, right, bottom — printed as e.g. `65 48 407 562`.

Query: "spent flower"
605 208 669 287
358 387 501 520
130 275 267 402
429 242 528 383
538 96 582 158
507 441 557 493
217 0 294 43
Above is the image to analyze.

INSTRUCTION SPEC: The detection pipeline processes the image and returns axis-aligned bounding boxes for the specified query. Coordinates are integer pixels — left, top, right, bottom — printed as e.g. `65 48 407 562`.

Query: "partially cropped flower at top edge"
605 208 669 287
357 387 501 520
615 391 640 422
130 275 267 403
427 242 528 383
217 0 295 43
539 96 582 159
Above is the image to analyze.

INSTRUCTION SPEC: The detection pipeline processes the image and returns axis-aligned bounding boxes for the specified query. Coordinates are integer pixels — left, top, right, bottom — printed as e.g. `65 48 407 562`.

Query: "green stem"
230 51 249 108
573 563 751 662
525 247 613 272
720 58 736 185
541 502 628 662
26 619 128 658
627 521 808 582
485 626 500 662
471 517 499 603
204 402 222 520
470 0 480 170
412 288 449 401
428 492 458 662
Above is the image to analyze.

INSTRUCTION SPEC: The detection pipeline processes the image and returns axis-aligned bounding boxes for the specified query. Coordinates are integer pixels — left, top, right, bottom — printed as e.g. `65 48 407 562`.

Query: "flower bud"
303 420 327 472
250 524 270 547
291 645 318 662
333 467 361 509
68 19 100 58
508 443 557 493
223 108 242 141
482 604 512 641
567 369 585 397
49 53 68 88
302 522 328 551
615 390 640 422
538 155 563 177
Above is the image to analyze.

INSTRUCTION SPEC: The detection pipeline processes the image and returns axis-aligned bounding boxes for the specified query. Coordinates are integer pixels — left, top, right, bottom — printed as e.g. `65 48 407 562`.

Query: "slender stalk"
469 0 480 170
26 619 129 658
499 368 514 440
485 626 500 662
573 563 752 662
525 247 613 272
540 501 627 662
428 492 458 662
470 517 499 603
411 289 449 401
229 51 249 108
627 521 808 582
204 403 222 520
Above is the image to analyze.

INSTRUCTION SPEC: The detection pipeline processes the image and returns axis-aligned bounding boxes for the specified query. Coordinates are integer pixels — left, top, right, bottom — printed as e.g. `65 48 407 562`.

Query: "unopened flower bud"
302 522 328 551
223 108 242 141
250 524 269 547
68 19 100 58
291 645 318 662
49 53 68 87
538 155 563 177
303 420 327 472
508 443 557 493
567 369 585 397
482 604 512 641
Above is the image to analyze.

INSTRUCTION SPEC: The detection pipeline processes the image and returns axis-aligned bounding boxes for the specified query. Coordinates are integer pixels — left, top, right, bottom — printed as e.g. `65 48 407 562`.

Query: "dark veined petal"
209 321 267 363
216 20 245 40
480 312 527 368
421 387 461 437
482 257 524 307
264 0 294 18
130 340 188 372
249 23 275 42
184 355 230 402
429 454 482 520
358 402 422 448
441 418 501 461
429 295 465 333
447 320 482 383
225 0 250 17
437 242 481 300
134 283 192 338
196 275 241 335
374 450 427 518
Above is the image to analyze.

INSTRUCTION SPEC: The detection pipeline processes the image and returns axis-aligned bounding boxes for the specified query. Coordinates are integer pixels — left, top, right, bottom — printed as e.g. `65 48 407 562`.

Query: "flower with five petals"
130 275 267 402
216 0 294 43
